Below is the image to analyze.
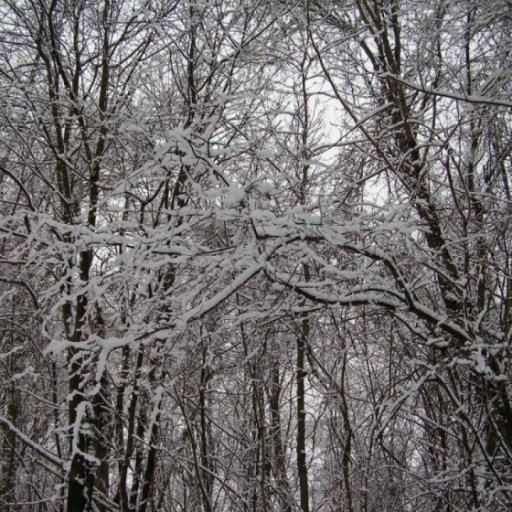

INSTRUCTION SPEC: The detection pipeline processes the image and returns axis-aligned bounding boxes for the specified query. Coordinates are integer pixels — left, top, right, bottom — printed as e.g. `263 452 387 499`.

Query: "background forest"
1 0 512 511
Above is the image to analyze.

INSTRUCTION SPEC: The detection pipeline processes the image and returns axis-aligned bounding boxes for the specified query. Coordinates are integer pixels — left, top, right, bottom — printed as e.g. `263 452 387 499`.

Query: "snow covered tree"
0 0 511 510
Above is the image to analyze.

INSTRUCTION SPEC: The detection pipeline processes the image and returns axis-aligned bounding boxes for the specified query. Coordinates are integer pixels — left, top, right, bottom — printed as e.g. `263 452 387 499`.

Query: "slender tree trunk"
139 363 163 512
0 383 18 511
296 310 310 512
269 356 293 512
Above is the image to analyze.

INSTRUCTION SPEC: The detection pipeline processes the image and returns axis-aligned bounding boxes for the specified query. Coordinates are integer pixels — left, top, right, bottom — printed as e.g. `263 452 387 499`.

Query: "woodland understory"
1 1 512 511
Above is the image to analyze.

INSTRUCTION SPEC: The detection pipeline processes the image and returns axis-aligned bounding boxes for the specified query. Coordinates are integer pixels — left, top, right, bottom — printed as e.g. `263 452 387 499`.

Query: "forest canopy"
0 0 511 511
